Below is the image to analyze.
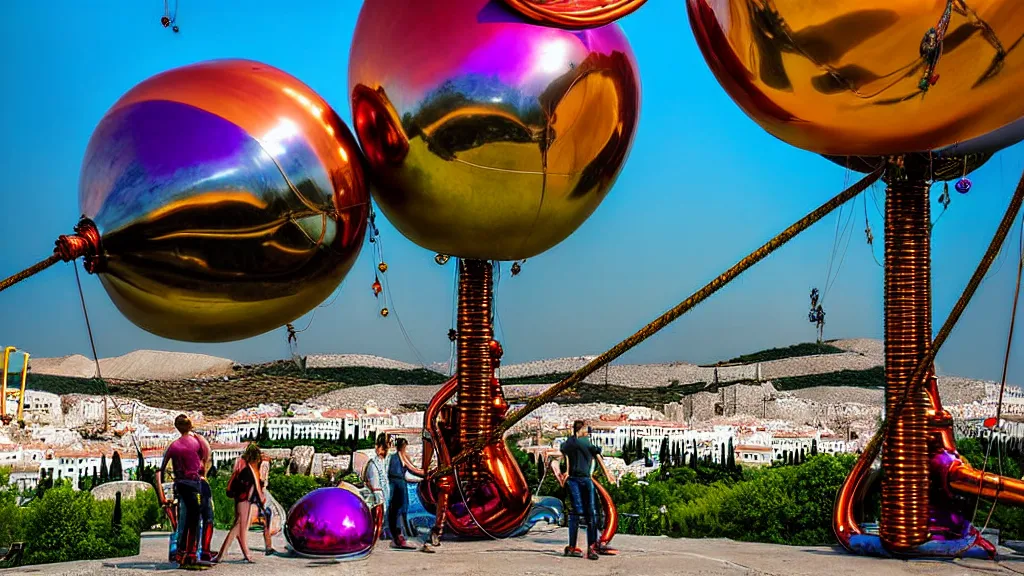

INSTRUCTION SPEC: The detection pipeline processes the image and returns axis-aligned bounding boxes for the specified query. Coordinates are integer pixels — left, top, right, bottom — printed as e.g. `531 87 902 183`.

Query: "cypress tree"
800 447 806 464
659 436 670 471
100 454 109 483
720 442 726 466
110 451 123 481
727 438 736 469
811 439 818 457
112 491 123 530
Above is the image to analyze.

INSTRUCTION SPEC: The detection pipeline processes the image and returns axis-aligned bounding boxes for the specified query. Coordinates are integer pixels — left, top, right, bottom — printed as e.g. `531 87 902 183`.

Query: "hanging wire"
972 212 1024 530
73 264 127 425
868 181 885 218
446 262 458 376
822 195 858 305
819 193 858 312
863 190 883 267
492 261 507 380
372 231 429 368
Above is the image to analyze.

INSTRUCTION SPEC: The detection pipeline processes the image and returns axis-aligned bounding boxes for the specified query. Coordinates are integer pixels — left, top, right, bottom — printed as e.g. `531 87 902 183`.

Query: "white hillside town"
1 338 1019 493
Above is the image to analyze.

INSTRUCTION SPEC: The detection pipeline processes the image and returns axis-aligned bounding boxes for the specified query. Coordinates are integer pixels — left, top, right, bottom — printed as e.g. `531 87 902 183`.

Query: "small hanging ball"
378 262 388 273
510 262 522 276
172 25 180 33
955 177 972 194
434 254 450 266
161 16 170 27
489 339 504 361
380 307 390 317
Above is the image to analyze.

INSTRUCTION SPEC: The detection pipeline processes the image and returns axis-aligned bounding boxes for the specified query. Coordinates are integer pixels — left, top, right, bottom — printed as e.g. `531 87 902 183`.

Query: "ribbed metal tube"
879 170 932 551
457 259 494 480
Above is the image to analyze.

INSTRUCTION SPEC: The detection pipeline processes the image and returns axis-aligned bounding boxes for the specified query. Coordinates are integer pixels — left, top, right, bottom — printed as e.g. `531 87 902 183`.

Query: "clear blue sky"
1 1 1022 384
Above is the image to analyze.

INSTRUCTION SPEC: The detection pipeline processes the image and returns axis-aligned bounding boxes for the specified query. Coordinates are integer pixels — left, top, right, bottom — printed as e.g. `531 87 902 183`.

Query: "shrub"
0 472 162 567
268 474 321 513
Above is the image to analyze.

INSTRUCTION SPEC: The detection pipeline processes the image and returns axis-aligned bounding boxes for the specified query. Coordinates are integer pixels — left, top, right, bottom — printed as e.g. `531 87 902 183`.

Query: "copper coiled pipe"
879 169 932 551
457 259 495 481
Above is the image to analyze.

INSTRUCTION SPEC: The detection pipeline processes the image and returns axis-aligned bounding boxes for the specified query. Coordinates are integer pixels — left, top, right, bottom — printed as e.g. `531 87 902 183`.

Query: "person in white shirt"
362 434 392 538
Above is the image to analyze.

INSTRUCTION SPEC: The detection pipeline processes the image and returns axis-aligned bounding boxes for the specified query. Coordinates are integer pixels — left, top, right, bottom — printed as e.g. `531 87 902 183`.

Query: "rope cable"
432 166 884 477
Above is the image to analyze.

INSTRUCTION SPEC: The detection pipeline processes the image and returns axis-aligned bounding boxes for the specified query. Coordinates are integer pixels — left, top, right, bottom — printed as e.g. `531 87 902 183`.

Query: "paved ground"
6 529 1024 576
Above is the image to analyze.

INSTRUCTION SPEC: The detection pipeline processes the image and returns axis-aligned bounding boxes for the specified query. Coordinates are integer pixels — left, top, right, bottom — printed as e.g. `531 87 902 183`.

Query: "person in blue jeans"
557 420 613 561
387 437 424 550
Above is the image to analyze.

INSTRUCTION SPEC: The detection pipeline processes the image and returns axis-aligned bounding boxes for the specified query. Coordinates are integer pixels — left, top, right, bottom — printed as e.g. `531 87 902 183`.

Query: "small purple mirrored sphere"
284 487 376 558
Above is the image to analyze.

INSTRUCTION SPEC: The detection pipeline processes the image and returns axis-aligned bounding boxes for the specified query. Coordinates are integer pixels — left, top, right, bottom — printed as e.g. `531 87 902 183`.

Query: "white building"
771 431 817 460
4 390 61 425
735 444 773 465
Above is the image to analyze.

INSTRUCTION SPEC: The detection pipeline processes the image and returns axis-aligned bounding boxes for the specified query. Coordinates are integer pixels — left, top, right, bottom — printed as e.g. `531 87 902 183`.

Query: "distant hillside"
13 339 903 416
717 342 844 366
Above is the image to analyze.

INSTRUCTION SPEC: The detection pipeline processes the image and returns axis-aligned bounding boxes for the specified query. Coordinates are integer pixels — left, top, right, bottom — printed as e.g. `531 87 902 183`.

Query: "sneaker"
563 546 583 558
596 544 619 556
586 546 600 561
390 538 416 550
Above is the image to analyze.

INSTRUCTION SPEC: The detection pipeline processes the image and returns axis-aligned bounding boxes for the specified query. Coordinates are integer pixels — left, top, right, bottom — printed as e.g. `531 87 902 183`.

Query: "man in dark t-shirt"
558 420 607 560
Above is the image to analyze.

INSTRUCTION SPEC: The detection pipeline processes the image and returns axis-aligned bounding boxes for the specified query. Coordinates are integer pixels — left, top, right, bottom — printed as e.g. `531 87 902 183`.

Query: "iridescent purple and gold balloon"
349 0 641 261
284 486 383 559
77 59 369 342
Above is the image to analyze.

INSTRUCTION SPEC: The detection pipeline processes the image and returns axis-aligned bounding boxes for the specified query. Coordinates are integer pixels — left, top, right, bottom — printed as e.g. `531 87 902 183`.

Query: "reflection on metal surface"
501 0 649 28
349 0 640 260
833 158 1024 558
284 486 383 559
878 165 932 552
687 0 1024 155
79 60 369 342
419 260 532 538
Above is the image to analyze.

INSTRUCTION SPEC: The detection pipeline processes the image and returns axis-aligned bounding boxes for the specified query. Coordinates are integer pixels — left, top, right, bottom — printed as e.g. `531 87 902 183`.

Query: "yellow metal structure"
1 346 29 424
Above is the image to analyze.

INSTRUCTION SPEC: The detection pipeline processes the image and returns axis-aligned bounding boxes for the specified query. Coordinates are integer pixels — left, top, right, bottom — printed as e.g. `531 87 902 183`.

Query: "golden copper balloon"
349 0 641 261
687 0 1024 155
79 59 369 342
501 0 649 29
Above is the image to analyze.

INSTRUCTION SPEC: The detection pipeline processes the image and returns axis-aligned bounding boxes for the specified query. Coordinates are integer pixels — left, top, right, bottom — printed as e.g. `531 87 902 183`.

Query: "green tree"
658 437 670 476
99 455 108 484
727 438 736 469
111 492 123 531
110 452 123 481
811 439 818 457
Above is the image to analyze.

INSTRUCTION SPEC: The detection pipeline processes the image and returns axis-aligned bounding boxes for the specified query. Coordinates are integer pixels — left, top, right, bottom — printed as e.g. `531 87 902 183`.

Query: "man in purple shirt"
157 415 210 567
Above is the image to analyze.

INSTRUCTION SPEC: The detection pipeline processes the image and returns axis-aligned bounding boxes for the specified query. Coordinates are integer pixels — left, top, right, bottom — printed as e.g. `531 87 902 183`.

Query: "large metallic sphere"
284 486 378 558
80 59 369 342
349 0 641 261
687 0 1024 156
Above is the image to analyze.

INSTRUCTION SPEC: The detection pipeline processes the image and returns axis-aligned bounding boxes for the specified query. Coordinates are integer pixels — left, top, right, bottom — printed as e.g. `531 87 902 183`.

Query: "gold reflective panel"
349 0 641 261
79 60 369 342
687 0 1024 155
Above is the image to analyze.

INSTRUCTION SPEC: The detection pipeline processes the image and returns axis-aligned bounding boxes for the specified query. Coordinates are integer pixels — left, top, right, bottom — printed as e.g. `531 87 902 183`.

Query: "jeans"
387 479 408 543
566 477 597 550
173 480 202 561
